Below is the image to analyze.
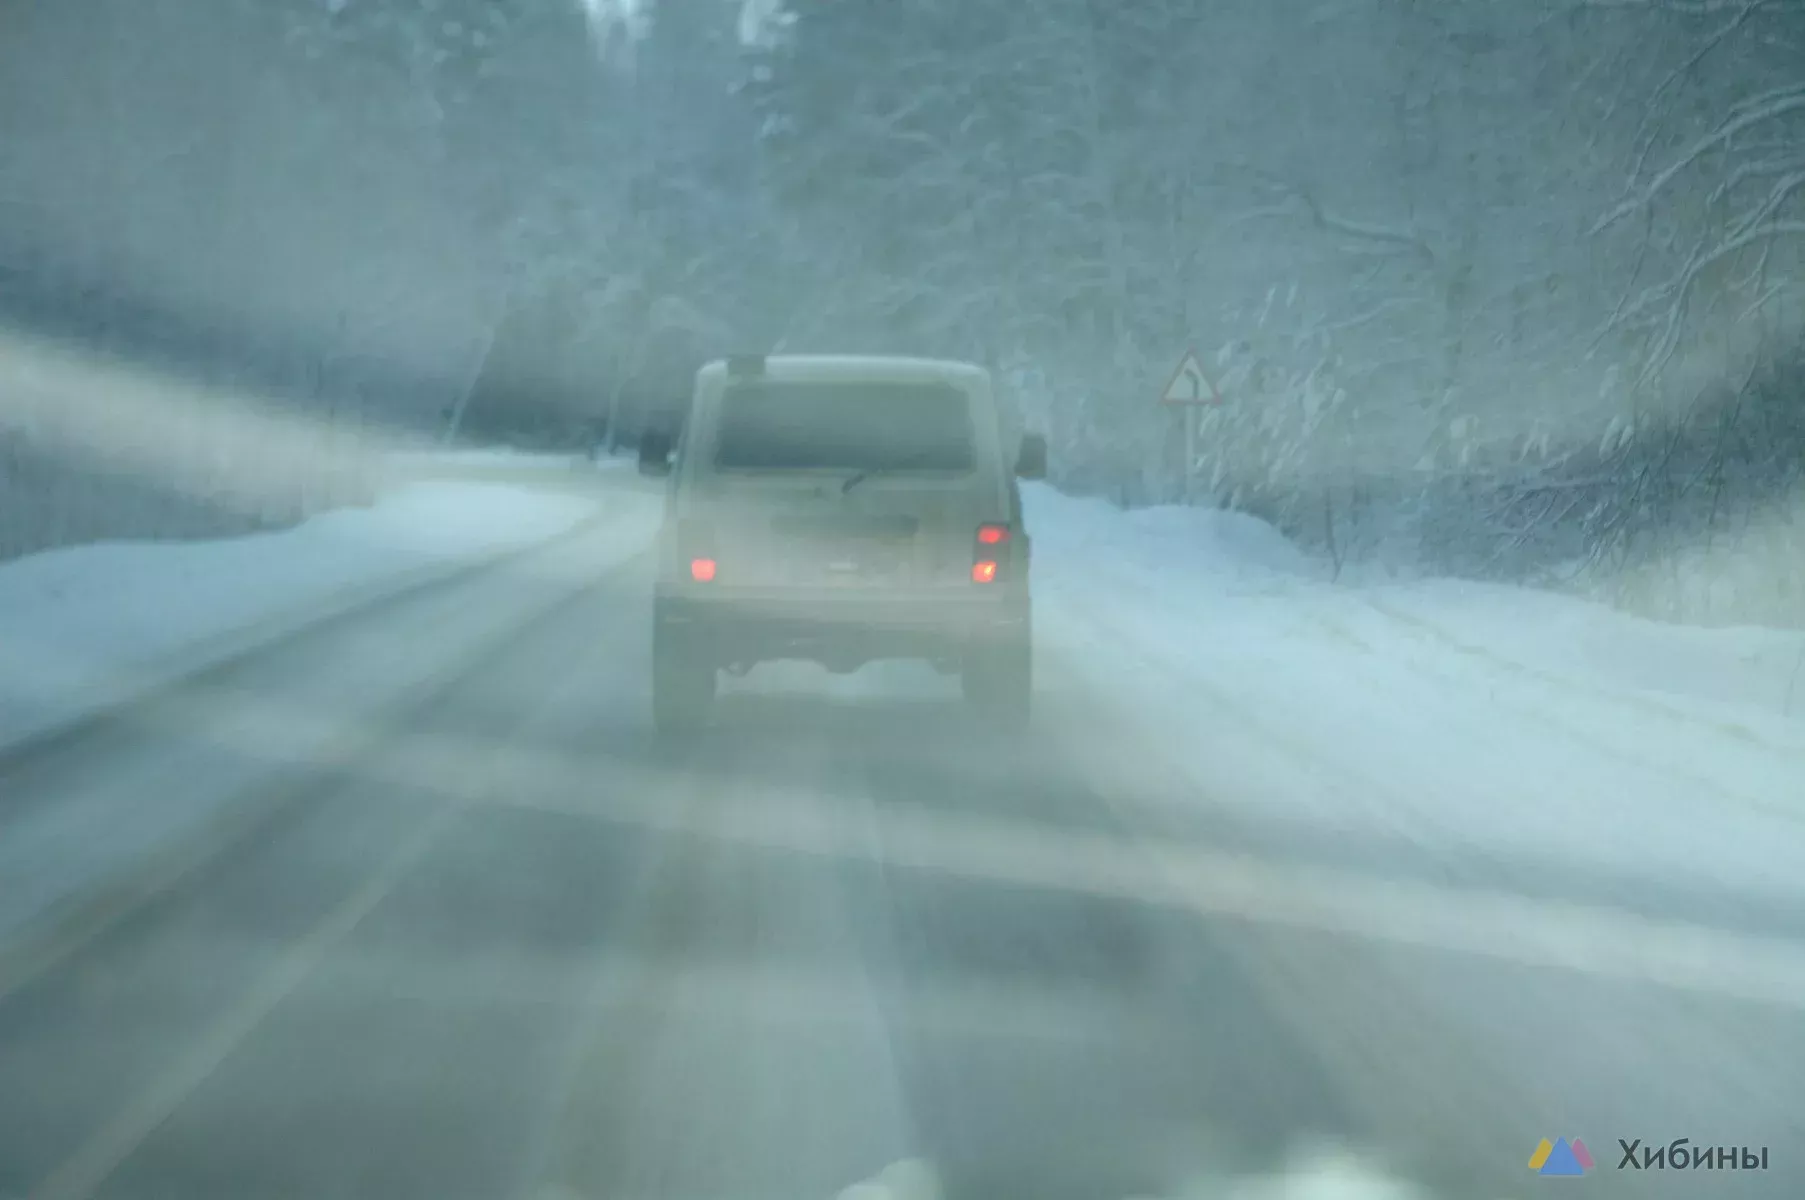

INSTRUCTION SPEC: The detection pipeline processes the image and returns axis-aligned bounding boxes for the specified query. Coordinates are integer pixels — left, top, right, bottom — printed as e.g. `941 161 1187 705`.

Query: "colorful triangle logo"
1529 1137 1594 1176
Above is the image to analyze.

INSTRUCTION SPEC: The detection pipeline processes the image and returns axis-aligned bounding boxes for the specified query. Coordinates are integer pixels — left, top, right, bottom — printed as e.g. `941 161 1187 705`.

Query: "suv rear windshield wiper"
841 449 962 494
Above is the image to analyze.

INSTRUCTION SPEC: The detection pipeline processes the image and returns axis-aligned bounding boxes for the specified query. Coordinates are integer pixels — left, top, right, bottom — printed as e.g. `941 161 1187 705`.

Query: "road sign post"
1185 406 1197 504
1158 349 1221 504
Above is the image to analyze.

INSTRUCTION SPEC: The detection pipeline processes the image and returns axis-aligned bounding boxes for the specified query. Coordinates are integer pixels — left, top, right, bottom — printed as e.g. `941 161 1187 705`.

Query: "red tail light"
678 518 717 582
973 523 1009 583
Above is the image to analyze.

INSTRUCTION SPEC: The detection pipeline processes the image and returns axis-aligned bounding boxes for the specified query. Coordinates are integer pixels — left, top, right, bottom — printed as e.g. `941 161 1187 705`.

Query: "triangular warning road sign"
1159 350 1220 406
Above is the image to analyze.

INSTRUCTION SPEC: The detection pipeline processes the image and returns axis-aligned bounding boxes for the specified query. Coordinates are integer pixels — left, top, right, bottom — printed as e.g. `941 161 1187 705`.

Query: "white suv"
639 354 1047 735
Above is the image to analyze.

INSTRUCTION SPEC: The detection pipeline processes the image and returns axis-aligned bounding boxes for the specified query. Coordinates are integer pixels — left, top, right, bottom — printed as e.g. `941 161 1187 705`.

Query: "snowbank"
1029 483 1805 727
1027 481 1805 904
0 481 602 749
386 448 634 485
1030 487 1325 586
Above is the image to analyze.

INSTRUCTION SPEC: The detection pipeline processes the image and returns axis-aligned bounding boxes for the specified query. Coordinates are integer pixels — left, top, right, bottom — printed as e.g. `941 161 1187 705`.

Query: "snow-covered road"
0 473 1798 1200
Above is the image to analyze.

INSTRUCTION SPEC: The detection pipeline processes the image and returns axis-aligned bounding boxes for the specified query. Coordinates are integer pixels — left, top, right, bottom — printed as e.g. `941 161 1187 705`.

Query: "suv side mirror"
1015 433 1048 481
638 430 673 477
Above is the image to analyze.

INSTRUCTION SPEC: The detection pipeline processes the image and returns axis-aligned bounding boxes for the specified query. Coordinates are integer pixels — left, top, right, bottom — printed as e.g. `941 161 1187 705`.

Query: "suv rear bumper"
655 587 1027 669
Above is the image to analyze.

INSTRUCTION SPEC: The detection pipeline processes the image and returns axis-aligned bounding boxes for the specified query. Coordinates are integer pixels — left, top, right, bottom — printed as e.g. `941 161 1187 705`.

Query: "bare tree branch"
1708 153 1805 205
1621 0 1774 186
1594 85 1805 233
1623 221 1805 385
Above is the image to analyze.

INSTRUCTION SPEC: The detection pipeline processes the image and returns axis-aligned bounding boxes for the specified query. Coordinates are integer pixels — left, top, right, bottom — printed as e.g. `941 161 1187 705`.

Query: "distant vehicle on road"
640 354 1048 735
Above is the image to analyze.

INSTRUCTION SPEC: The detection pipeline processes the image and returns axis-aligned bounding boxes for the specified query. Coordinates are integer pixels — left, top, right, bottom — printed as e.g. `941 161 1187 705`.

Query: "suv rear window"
712 381 975 471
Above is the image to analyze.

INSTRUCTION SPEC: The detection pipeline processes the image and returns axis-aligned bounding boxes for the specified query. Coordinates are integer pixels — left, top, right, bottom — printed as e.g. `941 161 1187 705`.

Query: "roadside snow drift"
1029 488 1325 587
388 447 634 480
0 481 602 748
1028 483 1805 907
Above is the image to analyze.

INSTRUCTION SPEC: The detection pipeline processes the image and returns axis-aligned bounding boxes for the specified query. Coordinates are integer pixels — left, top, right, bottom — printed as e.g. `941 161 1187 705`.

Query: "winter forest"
2 0 1802 623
